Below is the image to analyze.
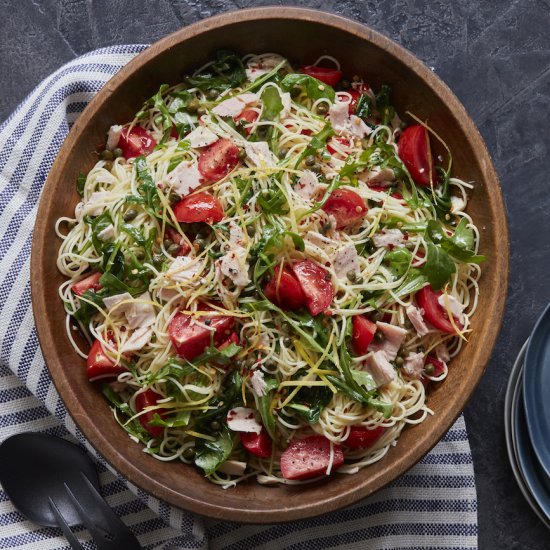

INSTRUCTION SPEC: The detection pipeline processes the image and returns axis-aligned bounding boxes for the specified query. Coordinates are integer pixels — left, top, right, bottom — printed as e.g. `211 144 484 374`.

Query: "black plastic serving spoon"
0 432 142 550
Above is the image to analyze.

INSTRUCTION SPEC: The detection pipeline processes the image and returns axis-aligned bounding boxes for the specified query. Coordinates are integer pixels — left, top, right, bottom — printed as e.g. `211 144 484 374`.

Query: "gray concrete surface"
1 1 549 548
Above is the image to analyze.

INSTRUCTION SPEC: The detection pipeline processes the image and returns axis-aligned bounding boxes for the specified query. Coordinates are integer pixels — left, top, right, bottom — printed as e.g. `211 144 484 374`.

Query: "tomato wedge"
72 272 102 297
118 126 157 158
168 308 235 360
352 316 378 356
198 138 240 182
280 435 344 480
234 108 259 135
86 338 126 381
416 285 462 334
322 188 367 229
135 389 165 438
397 125 436 186
240 428 272 458
173 192 224 224
291 260 334 316
264 266 306 311
345 426 386 449
300 66 342 87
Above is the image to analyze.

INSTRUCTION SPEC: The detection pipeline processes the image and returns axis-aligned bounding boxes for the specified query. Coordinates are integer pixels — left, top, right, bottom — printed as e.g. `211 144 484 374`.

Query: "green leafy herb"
281 74 336 102
355 94 372 119
192 341 242 368
135 156 161 216
256 376 279 440
422 242 456 290
186 50 246 92
427 219 486 264
351 369 377 391
194 426 234 475
375 84 395 126
76 173 86 197
287 385 332 424
149 410 191 428
384 248 413 278
257 187 289 214
294 123 335 169
393 268 428 300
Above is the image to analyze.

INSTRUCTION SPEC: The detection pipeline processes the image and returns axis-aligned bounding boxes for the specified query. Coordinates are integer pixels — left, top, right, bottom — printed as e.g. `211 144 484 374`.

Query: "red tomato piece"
198 138 240 182
345 426 386 449
86 338 126 381
240 428 272 458
170 125 180 139
301 129 313 136
326 137 351 155
168 309 235 360
173 192 224 224
321 188 367 229
72 272 102 297
291 260 334 316
234 108 259 135
416 285 462 334
165 226 191 256
280 435 344 480
352 316 378 356
397 125 437 186
118 126 157 158
135 389 165 438
300 66 342 87
264 266 306 311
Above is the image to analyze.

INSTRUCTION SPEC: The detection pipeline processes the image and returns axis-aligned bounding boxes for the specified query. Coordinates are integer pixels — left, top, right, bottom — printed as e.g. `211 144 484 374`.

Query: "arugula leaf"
294 123 335 169
375 84 395 126
149 410 191 428
135 156 161 216
194 426 234 476
351 369 377 391
393 268 428 300
192 341 242 367
382 217 427 232
260 86 283 120
355 94 372 119
76 173 86 197
427 219 486 264
98 272 145 295
422 241 456 290
149 84 172 131
256 376 279 440
101 242 125 277
121 222 147 246
89 212 113 253
287 385 332 424
257 187 289 214
73 289 106 324
186 50 246 92
384 248 413 278
281 74 336 101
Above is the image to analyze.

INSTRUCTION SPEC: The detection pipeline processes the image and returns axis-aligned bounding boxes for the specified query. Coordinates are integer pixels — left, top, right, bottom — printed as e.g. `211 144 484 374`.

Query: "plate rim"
523 302 550 479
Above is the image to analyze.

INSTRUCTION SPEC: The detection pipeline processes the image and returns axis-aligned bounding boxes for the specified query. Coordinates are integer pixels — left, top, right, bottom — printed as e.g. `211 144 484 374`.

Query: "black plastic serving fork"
0 432 142 550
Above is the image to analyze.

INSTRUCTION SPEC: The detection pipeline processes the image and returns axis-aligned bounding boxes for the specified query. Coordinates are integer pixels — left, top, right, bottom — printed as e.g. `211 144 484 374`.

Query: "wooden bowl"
31 7 508 522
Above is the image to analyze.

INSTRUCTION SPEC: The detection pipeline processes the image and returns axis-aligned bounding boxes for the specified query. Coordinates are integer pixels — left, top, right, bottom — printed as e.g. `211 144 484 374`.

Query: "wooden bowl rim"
31 6 509 523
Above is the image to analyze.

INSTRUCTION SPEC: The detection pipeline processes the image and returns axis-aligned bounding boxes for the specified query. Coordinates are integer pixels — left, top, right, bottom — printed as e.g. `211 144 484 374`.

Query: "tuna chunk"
406 305 429 337
365 351 396 387
368 321 407 361
402 352 424 379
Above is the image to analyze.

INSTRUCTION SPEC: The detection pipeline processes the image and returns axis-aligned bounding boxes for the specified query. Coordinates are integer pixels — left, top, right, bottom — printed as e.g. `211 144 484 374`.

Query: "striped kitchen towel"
0 45 478 550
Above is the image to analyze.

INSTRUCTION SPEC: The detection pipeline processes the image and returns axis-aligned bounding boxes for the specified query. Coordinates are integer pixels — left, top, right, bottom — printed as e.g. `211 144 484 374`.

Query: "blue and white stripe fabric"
0 45 478 550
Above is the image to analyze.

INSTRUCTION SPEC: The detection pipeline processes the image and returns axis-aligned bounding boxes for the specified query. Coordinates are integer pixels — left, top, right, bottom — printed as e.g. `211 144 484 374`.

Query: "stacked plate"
505 303 550 529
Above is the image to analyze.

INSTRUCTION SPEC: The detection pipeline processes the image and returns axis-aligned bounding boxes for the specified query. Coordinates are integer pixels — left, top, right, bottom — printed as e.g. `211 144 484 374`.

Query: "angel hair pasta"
56 51 484 486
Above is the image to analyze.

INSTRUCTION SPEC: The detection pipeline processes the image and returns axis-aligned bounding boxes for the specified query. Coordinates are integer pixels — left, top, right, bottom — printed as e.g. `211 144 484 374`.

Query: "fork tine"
78 472 121 529
63 482 112 541
48 497 85 550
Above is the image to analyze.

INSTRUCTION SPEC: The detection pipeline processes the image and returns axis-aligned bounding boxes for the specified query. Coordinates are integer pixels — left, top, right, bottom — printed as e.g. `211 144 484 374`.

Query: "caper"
346 270 357 283
278 147 289 158
163 239 173 249
238 148 246 160
123 208 138 222
100 149 114 161
370 310 382 322
418 346 425 353
290 86 302 98
256 126 268 139
153 253 164 265
424 363 435 375
374 330 385 343
397 347 407 358
207 89 219 100
194 238 205 252
113 147 123 158
310 163 322 174
304 155 316 167
167 243 180 255
135 249 145 260
187 98 200 113
103 161 113 171
183 446 195 459
404 318 413 329
395 356 404 368
197 106 207 117
316 103 328 115
320 221 332 235
210 420 220 431
352 75 361 82
282 337 292 346
246 225 255 237
169 191 180 205
339 79 350 90
367 199 378 209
